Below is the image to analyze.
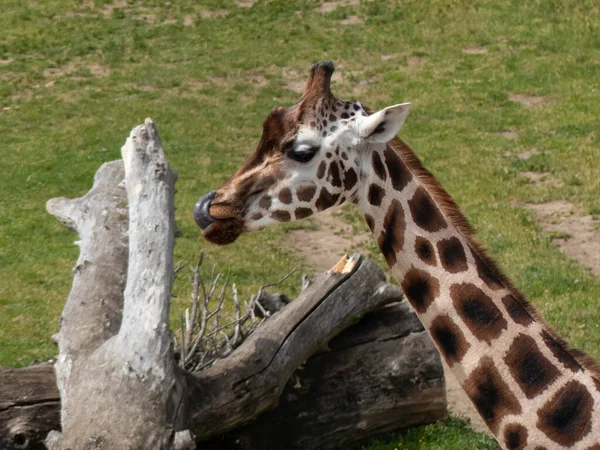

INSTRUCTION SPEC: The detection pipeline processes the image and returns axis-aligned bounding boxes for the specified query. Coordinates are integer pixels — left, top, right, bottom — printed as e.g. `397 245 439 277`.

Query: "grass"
1 0 599 448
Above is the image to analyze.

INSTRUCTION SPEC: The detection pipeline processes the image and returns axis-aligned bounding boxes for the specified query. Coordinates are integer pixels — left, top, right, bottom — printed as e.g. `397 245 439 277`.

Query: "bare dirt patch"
200 9 229 19
183 15 194 26
0 58 14 65
102 0 128 18
494 129 519 140
462 46 487 54
288 207 371 273
340 15 362 25
509 92 550 108
515 148 540 160
316 0 359 13
526 201 600 277
520 171 564 187
43 58 109 80
236 0 257 7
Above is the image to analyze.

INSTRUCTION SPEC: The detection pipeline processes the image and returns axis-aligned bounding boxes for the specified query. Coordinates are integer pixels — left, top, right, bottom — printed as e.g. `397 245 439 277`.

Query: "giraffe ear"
357 102 411 143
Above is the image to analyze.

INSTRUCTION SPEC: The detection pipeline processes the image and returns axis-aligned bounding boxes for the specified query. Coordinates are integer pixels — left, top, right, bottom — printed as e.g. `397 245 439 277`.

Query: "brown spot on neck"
450 283 507 344
537 380 593 446
464 356 522 434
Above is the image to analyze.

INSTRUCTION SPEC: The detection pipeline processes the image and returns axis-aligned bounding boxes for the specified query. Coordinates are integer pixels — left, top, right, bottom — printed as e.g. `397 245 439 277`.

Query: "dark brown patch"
343 168 357 191
377 199 405 266
341 151 348 160
364 214 375 232
594 376 600 393
429 314 470 365
501 294 534 326
316 161 327 179
534 447 548 450
270 210 291 222
503 423 528 450
259 195 272 209
278 187 292 204
315 188 340 211
471 249 504 290
341 112 349 119
297 183 317 202
295 208 313 220
384 146 413 191
328 162 342 187
415 236 436 266
329 113 336 122
408 186 447 233
250 212 263 221
463 356 522 434
537 380 593 446
400 266 440 314
450 283 507 344
437 237 468 273
372 151 387 181
504 334 560 399
585 445 600 450
541 330 582 372
368 184 385 206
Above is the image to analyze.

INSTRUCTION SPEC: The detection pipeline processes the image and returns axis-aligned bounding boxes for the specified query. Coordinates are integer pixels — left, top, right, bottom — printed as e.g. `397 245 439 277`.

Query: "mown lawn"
1 0 599 448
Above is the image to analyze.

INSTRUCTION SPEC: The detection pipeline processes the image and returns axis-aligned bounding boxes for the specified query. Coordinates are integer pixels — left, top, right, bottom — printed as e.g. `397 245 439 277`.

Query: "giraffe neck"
357 138 600 450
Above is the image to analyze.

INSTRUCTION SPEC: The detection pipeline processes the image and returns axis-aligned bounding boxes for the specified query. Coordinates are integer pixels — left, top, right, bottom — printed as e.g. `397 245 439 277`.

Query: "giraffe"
194 61 600 449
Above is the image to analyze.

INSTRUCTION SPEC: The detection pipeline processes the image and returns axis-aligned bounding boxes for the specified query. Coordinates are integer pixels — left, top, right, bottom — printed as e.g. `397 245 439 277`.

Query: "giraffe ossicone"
195 61 600 449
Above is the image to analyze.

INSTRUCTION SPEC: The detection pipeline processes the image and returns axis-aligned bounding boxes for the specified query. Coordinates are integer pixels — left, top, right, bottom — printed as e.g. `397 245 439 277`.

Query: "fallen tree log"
0 120 446 450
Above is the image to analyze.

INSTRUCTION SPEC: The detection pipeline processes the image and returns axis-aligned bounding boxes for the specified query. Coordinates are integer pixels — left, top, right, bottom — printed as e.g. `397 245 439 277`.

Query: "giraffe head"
195 61 410 245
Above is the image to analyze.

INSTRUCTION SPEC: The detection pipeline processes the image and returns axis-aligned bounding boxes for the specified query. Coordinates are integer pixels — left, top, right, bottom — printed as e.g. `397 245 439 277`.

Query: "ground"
1 1 600 449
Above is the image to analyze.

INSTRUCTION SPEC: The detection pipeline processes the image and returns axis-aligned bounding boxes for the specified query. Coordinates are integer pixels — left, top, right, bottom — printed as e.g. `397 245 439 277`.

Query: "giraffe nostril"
194 190 217 230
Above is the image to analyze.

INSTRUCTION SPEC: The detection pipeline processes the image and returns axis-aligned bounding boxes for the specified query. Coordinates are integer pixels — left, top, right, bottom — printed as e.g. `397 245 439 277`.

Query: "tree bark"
0 120 446 450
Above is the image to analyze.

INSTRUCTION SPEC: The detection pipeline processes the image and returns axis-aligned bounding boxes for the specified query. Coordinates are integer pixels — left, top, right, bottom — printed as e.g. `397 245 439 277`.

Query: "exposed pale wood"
45 119 186 450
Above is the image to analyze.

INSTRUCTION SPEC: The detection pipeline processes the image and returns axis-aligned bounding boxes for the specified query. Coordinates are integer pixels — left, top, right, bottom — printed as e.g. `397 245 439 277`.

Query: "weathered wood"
186 257 420 439
0 363 59 450
206 302 446 450
45 119 186 450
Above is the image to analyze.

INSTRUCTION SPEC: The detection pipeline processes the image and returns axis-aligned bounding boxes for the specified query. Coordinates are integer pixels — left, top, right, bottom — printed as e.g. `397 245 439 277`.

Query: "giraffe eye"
288 144 319 163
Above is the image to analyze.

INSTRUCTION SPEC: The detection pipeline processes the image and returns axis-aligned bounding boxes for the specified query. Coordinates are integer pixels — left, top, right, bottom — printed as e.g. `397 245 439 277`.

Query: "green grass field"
2 1 599 448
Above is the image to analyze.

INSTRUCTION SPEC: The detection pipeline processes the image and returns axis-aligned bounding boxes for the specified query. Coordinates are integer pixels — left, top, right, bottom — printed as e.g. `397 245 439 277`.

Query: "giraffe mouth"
194 190 217 230
194 191 244 245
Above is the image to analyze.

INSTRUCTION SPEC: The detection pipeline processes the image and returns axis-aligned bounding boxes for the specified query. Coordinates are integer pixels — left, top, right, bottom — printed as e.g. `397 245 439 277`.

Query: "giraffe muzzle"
194 190 217 230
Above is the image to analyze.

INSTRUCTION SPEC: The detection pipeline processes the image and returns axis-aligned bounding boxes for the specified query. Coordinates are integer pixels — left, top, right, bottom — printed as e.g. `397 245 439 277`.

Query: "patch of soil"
494 129 519 140
200 9 229 19
102 0 128 18
0 58 14 65
316 0 359 13
43 58 109 80
183 15 194 26
526 201 600 276
340 15 362 25
508 92 550 108
515 148 540 160
462 46 487 54
236 0 257 7
520 171 563 187
288 207 370 273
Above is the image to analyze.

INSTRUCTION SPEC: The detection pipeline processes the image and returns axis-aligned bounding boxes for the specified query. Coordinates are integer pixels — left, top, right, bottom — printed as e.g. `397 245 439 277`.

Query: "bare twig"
178 255 298 371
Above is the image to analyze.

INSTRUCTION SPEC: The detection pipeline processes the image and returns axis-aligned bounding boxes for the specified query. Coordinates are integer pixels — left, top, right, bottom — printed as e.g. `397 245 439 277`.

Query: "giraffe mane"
387 136 600 379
